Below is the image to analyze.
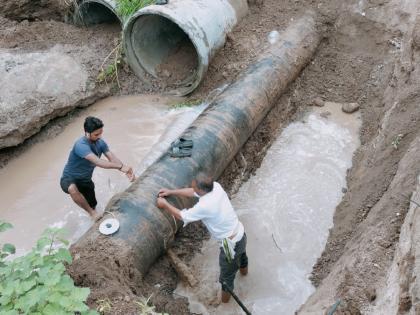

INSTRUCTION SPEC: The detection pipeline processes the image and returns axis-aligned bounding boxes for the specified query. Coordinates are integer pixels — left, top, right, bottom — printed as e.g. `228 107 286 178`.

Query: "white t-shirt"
180 182 244 242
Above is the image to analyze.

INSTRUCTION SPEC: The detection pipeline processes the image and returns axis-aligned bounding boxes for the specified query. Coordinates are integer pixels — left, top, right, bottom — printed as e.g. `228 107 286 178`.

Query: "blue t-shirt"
62 136 109 181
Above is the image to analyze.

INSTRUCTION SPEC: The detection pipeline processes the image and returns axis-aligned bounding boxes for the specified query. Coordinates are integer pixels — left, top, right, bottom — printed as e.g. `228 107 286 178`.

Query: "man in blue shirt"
60 116 135 220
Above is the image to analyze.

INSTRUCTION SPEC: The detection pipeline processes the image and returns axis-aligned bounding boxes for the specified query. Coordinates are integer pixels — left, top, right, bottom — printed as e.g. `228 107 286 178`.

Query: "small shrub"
97 41 123 89
0 222 98 315
0 222 15 267
392 133 404 150
96 298 112 314
135 295 169 315
116 0 155 19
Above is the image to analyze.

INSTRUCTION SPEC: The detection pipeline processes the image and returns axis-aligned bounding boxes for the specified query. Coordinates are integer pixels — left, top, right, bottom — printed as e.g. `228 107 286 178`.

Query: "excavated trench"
175 103 361 314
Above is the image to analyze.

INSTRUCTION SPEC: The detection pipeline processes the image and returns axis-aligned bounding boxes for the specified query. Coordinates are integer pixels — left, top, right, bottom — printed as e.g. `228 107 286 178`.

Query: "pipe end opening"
74 2 120 26
130 14 199 91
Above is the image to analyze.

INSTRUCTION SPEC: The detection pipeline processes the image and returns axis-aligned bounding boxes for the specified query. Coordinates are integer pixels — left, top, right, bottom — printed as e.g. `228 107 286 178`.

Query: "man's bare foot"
221 290 231 303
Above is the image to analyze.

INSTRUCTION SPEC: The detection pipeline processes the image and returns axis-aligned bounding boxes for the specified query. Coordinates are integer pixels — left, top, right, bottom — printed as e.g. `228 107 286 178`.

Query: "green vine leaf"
0 225 96 314
2 243 16 254
55 248 72 264
36 237 51 252
0 221 13 232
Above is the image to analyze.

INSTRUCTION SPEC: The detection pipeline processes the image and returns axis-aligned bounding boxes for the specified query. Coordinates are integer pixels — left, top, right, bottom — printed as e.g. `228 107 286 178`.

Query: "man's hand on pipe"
158 188 171 197
121 165 136 182
157 197 169 209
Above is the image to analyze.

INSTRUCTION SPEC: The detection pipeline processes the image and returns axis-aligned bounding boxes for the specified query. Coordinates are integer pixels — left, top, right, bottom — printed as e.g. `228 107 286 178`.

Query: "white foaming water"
175 104 361 315
0 95 205 256
268 30 280 44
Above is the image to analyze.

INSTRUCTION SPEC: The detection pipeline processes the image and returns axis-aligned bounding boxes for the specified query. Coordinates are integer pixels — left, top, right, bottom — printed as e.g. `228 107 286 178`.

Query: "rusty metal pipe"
71 13 321 280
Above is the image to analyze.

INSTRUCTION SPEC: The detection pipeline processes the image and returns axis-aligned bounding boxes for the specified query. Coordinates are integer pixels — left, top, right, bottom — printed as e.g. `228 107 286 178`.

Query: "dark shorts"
60 177 97 209
219 233 248 291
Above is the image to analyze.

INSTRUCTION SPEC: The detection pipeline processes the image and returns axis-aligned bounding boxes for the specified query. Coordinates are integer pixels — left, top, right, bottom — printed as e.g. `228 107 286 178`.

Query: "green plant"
135 295 169 315
392 133 404 149
96 298 112 314
169 99 202 109
0 223 98 315
0 222 16 267
116 0 155 19
97 41 123 89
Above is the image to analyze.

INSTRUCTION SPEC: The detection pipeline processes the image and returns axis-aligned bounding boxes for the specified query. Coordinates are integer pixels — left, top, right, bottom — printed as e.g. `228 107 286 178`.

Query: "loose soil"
2 0 420 314
155 38 198 88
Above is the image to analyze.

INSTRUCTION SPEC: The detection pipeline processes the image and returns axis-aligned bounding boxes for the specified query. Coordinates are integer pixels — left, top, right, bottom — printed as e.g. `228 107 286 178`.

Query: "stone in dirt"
321 101 360 113
311 96 325 107
341 102 360 113
320 111 331 118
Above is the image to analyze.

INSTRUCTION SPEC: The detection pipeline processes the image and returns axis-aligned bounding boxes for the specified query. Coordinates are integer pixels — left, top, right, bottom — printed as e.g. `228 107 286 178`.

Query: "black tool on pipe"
222 281 252 315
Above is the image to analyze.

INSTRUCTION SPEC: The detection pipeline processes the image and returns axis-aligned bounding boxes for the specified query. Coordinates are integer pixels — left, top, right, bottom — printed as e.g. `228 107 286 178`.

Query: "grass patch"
116 0 155 18
170 99 202 109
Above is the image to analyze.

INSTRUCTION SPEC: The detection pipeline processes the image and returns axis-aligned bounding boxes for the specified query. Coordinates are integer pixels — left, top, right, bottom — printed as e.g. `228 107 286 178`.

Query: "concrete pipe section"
73 0 121 26
71 13 321 283
73 0 247 94
123 0 248 95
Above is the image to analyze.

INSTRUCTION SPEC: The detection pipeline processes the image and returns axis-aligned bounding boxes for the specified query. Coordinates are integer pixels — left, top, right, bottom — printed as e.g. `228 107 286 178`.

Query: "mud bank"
1 0 68 22
0 46 110 149
298 0 420 313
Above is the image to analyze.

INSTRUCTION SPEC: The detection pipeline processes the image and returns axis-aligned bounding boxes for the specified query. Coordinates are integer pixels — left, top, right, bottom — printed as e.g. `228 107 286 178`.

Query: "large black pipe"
71 13 321 281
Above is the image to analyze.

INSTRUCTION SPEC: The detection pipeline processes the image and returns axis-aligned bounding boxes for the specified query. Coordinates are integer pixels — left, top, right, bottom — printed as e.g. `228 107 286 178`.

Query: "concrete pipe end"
73 0 122 26
123 10 206 96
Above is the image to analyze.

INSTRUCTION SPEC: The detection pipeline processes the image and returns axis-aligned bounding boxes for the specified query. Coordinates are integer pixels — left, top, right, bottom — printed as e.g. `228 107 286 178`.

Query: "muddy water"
175 103 361 314
0 95 205 256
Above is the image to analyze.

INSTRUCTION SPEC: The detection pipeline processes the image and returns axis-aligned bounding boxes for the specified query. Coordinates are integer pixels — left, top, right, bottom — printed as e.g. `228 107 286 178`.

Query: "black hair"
84 116 104 133
195 172 214 193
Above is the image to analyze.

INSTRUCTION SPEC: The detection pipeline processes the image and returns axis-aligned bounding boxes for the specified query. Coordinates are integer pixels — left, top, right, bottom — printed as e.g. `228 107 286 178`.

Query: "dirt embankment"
299 0 420 312
1 0 68 22
2 0 420 314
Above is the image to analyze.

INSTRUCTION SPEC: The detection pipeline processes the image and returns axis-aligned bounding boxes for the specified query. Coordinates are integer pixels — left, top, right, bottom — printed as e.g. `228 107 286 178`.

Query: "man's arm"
159 187 195 198
157 197 182 220
84 153 134 180
104 151 122 165
104 151 135 181
85 153 122 169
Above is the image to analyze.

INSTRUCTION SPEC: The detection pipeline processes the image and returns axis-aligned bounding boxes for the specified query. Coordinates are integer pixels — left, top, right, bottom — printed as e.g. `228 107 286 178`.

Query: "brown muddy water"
0 95 206 256
175 103 361 314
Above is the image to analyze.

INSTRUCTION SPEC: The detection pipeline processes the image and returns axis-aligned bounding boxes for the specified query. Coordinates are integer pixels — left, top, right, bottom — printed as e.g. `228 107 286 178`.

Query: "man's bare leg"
68 184 101 220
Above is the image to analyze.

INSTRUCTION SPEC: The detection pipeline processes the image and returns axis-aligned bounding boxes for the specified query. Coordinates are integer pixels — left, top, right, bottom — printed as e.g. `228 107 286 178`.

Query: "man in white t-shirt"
157 173 248 303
